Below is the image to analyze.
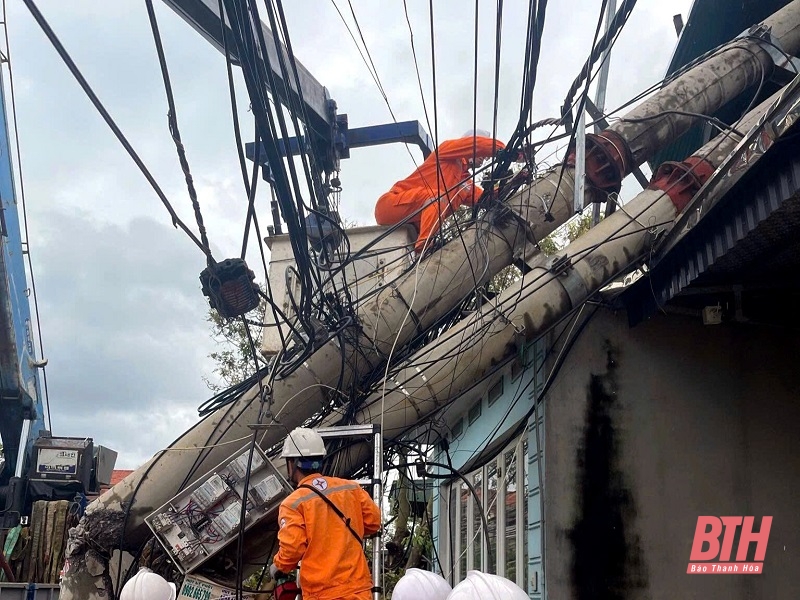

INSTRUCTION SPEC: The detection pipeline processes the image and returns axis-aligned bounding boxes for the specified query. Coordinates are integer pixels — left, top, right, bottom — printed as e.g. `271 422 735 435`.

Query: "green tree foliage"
203 290 267 392
537 209 595 256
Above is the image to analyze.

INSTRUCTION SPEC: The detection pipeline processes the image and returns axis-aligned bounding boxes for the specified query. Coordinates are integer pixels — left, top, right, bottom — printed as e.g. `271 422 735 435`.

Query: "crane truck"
0 48 116 594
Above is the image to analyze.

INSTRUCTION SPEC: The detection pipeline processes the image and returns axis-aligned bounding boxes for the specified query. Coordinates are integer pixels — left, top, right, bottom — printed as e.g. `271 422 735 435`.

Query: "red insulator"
647 156 716 212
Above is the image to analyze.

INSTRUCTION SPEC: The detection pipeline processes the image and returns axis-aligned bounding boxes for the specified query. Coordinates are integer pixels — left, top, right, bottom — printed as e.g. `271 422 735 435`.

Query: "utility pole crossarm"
244 119 436 166
162 0 334 144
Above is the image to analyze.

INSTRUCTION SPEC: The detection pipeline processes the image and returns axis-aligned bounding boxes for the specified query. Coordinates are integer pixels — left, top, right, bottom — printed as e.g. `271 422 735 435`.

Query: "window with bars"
440 437 528 588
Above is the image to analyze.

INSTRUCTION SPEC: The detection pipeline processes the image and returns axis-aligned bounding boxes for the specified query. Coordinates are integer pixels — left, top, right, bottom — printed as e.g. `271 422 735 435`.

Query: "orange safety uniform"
273 473 382 600
375 135 506 253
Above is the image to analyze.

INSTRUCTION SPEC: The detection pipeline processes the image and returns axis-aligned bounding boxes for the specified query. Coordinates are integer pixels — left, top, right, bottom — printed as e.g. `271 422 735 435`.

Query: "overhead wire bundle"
363 2 788 578
213 0 365 387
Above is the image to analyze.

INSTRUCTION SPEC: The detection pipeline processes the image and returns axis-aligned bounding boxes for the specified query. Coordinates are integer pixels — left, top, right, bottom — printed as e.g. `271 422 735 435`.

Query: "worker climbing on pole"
269 427 382 600
375 129 506 254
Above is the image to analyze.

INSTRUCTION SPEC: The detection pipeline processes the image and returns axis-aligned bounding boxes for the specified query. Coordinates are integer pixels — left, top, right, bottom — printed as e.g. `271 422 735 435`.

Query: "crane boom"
0 67 46 495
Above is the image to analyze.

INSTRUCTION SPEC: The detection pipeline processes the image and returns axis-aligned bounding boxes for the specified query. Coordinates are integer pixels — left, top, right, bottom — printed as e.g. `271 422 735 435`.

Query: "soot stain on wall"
569 341 648 599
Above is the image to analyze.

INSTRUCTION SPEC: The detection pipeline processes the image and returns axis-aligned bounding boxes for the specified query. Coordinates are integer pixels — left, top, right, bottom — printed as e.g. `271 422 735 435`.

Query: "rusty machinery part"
647 156 716 212
565 130 633 195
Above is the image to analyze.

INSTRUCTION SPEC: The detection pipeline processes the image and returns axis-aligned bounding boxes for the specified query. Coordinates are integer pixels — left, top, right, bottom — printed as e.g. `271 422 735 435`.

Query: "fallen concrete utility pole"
246 81 800 593
356 81 800 444
60 1 800 597
360 0 800 354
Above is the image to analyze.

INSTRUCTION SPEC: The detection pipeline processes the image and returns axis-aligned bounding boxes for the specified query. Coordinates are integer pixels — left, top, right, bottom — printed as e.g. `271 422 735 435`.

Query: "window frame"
440 436 527 587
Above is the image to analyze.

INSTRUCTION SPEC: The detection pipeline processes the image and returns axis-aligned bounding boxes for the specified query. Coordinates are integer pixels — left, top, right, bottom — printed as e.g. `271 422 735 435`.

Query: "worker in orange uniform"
269 427 382 600
375 129 506 254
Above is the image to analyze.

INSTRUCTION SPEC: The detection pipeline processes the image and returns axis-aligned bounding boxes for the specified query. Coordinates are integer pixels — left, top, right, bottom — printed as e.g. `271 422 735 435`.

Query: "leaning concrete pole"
360 0 800 354
131 84 800 600
60 2 800 597
355 84 796 443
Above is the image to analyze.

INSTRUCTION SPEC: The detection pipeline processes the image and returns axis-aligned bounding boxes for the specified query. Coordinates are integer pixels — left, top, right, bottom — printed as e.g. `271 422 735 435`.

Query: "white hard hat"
393 568 452 600
446 571 528 600
280 427 327 459
461 128 492 138
120 568 176 600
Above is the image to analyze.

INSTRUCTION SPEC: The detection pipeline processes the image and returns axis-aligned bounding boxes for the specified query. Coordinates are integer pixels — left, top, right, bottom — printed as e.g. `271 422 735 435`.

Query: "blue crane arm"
244 119 435 165
161 0 435 174
0 69 45 484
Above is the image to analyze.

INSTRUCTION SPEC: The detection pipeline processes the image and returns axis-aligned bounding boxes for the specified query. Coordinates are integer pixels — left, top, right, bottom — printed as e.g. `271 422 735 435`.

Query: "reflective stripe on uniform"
289 482 363 510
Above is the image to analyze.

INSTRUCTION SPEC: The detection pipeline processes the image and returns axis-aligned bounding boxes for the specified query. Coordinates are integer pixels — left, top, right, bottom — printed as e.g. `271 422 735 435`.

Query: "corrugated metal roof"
623 139 800 325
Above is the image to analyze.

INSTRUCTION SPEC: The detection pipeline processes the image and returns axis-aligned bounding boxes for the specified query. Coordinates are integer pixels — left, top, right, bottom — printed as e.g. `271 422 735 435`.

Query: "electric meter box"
29 436 94 487
145 443 292 573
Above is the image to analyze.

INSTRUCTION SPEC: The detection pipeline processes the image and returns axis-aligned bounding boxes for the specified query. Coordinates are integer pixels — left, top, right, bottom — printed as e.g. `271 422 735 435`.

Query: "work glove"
269 562 286 580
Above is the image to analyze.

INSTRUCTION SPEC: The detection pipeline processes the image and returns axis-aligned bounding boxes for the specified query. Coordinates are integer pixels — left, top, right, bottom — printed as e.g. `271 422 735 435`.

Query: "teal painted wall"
429 339 546 598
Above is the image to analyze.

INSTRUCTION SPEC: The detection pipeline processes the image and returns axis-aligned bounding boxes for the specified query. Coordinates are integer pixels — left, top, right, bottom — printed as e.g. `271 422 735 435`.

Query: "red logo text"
687 516 771 574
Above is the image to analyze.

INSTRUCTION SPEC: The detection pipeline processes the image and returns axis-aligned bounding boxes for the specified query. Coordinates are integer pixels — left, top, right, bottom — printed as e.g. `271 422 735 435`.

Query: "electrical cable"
402 0 433 141
120 7 788 592
21 0 212 258
144 0 214 265
378 307 595 583
213 1 294 354
365 104 758 416
426 0 443 256
217 0 254 198
325 0 426 174
469 0 482 215
223 0 308 280
220 0 325 376
620 110 746 137
420 461 446 574
240 140 262 260
114 449 170 596
545 0 609 218
490 0 504 168
234 318 272 600
264 0 364 373
392 461 493 568
560 0 638 129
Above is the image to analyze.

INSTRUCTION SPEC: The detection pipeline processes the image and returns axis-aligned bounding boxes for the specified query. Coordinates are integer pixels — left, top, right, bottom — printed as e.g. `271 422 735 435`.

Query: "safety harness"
298 483 364 546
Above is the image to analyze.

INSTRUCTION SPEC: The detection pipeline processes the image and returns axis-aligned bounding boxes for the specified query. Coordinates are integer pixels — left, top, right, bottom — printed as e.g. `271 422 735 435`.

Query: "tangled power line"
19 0 780 593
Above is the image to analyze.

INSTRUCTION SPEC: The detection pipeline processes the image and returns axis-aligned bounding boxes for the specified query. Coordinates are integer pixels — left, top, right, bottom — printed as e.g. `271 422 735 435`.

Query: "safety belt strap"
298 484 363 546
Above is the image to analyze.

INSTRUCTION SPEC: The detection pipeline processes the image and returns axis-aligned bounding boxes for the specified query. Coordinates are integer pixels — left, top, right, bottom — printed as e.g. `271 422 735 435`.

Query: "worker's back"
275 473 381 600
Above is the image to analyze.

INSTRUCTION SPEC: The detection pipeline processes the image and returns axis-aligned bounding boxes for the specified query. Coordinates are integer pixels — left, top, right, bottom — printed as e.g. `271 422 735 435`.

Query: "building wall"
543 309 800 599
431 340 545 596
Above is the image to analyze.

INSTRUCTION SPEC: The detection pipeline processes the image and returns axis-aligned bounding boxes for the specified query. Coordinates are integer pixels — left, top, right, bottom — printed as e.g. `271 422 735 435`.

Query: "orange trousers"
374 189 458 254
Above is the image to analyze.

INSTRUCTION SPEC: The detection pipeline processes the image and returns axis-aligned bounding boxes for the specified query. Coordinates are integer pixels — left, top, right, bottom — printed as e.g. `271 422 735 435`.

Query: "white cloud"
8 0 692 468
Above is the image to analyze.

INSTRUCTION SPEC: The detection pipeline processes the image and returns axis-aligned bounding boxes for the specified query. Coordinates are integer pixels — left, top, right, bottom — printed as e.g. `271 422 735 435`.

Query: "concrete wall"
543 309 800 599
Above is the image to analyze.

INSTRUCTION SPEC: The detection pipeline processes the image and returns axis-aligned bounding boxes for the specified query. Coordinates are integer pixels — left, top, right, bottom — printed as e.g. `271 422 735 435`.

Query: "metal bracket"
546 254 588 308
739 24 800 83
